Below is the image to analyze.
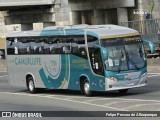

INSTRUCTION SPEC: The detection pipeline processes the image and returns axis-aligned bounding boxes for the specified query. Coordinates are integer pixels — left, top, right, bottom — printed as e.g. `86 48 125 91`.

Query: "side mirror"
95 45 108 60
143 40 155 54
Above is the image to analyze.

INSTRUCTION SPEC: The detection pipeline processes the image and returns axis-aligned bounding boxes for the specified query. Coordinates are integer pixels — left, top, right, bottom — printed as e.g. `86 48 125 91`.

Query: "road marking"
148 73 160 75
13 92 160 104
0 75 8 78
40 94 90 100
1 91 160 111
64 96 94 100
28 93 96 100
83 98 116 103
123 103 160 110
104 100 135 106
148 74 160 78
83 97 160 103
0 92 128 111
0 71 7 73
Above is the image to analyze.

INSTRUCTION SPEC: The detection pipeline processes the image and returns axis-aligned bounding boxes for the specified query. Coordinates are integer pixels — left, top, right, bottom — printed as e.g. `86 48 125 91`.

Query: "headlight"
107 77 119 82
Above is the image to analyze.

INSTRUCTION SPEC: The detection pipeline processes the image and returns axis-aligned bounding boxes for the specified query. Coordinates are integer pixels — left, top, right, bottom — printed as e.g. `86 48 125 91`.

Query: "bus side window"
7 38 15 55
7 38 19 55
30 37 39 54
63 46 71 54
58 39 63 54
50 46 56 54
43 38 51 54
71 36 87 59
31 37 44 54
39 38 45 54
58 37 71 54
18 38 30 55
14 38 19 55
43 45 48 54
49 37 57 54
39 46 44 54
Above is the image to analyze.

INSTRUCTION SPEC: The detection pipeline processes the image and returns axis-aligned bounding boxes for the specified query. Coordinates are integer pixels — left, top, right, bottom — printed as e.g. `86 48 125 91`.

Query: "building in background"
0 0 159 32
0 0 160 57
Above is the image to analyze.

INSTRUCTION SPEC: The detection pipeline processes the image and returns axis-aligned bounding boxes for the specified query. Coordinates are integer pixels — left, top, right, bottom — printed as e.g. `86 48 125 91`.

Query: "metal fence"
119 19 160 43
119 19 160 58
119 19 160 35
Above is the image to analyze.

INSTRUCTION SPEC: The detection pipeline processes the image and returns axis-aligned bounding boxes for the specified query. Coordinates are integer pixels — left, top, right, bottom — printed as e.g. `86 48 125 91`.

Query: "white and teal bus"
6 25 155 96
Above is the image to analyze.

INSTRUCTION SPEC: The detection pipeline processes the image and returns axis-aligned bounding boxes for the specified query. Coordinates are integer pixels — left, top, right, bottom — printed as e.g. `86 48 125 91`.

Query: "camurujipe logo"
133 9 151 16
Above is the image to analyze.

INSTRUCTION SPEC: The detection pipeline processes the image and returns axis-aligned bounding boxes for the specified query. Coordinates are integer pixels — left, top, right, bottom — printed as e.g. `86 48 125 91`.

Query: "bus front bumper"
105 73 148 91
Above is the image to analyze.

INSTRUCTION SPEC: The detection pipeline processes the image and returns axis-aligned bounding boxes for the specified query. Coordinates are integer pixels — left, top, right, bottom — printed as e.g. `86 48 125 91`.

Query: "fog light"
109 85 112 88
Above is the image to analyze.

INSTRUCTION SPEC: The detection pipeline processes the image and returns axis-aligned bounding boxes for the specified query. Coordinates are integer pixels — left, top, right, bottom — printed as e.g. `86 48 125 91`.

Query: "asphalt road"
0 71 160 120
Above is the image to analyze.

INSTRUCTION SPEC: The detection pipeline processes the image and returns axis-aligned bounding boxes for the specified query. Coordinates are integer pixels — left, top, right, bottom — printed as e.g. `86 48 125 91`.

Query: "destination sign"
101 36 142 46
123 37 142 44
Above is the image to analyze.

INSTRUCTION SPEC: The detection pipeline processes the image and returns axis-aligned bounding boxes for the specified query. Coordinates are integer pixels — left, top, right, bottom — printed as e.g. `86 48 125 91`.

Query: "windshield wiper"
118 50 124 73
138 44 144 58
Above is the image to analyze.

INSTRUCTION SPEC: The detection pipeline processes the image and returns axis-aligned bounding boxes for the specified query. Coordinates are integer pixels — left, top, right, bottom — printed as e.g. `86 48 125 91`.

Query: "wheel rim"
29 80 34 92
84 82 90 95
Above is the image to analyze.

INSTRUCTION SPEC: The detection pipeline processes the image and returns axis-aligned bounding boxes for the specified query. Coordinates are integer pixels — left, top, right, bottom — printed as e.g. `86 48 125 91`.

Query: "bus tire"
27 77 37 94
82 79 93 97
119 89 128 94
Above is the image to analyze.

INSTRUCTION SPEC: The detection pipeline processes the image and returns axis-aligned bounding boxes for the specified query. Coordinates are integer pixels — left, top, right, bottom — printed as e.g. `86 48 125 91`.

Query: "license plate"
126 83 135 86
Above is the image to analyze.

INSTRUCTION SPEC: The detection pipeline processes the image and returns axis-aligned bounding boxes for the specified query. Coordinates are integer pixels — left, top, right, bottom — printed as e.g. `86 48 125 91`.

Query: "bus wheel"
27 77 36 93
82 80 93 97
119 89 128 94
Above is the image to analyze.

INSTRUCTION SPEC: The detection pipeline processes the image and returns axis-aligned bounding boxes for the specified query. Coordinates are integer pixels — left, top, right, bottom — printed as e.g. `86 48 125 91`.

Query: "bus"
6 25 155 96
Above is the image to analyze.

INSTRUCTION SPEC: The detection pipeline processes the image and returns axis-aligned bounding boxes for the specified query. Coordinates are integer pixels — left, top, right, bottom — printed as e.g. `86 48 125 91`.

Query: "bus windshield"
101 36 146 72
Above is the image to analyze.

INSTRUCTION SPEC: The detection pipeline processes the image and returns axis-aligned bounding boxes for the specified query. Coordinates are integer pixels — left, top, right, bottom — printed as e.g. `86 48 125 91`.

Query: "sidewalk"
147 58 160 73
0 59 6 71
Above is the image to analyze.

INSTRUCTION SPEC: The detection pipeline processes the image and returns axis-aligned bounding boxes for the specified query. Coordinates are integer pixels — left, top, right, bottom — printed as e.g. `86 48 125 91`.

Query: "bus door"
87 36 104 76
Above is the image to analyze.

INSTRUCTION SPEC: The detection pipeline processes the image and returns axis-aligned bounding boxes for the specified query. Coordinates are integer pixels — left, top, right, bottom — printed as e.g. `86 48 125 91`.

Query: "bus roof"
6 24 139 39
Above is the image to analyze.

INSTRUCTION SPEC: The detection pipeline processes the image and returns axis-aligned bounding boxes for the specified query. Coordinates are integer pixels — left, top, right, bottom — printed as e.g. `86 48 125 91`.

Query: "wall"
128 0 160 21
0 0 54 8
147 58 160 72
0 37 4 49
69 0 135 11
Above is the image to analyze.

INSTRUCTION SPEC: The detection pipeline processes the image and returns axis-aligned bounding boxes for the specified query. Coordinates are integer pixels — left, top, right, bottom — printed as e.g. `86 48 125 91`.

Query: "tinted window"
7 38 19 55
70 35 87 59
7 37 53 55
6 36 86 55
